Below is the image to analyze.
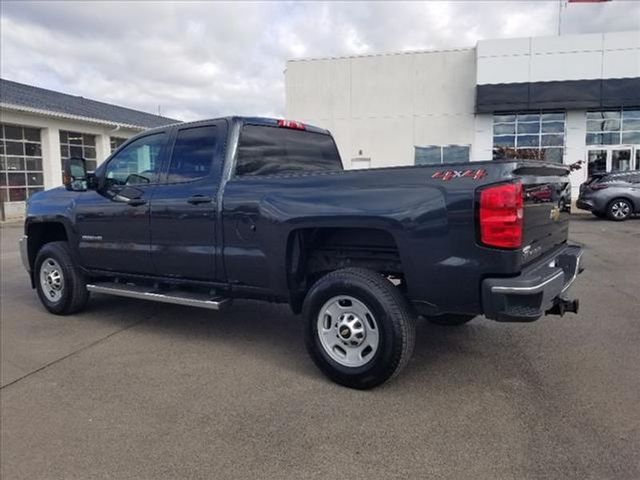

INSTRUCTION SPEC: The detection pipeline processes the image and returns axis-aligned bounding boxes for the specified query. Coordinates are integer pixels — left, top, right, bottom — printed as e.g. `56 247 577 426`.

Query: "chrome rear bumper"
482 244 583 322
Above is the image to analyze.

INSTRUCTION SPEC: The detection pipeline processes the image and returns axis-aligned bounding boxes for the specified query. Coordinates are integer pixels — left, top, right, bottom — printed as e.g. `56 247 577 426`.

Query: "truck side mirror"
63 157 88 191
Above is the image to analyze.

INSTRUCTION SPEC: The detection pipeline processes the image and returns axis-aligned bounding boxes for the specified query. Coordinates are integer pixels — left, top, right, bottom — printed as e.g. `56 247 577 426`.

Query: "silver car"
577 171 640 221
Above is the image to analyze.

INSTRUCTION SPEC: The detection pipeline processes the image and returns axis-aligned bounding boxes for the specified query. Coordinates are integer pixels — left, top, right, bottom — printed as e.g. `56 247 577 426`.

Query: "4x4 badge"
431 169 487 181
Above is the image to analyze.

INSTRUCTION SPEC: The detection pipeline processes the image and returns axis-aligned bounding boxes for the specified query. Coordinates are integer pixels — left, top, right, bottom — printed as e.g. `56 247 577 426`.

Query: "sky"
1 1 638 121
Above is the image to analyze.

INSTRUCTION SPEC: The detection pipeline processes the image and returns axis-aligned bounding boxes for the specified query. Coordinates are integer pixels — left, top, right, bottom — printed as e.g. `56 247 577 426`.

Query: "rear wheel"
303 268 415 389
607 199 632 221
35 241 90 315
426 314 475 326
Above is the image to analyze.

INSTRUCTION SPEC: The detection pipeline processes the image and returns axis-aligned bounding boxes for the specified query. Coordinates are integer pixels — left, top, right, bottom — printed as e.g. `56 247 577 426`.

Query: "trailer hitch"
547 297 579 316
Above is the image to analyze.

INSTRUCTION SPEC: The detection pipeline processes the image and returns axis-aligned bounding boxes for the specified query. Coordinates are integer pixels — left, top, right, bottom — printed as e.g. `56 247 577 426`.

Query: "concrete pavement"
1 217 639 479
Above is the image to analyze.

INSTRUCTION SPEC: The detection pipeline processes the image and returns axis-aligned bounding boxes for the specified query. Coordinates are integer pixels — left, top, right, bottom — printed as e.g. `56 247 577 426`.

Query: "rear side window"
167 126 217 183
235 125 342 177
603 173 635 184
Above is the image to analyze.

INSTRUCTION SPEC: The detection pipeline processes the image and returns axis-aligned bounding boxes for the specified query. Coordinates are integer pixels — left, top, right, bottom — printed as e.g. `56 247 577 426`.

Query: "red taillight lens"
590 183 609 190
277 119 305 130
479 182 523 249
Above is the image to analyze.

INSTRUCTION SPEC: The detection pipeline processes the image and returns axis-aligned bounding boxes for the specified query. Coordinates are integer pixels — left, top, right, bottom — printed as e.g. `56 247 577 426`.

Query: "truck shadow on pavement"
85 293 509 388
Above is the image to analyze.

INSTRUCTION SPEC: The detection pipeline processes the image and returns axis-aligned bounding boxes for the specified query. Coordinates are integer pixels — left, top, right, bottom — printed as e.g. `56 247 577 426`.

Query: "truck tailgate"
514 163 571 265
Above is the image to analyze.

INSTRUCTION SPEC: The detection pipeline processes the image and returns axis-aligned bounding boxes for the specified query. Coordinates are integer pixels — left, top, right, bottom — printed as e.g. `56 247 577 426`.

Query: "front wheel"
35 241 90 315
303 268 415 389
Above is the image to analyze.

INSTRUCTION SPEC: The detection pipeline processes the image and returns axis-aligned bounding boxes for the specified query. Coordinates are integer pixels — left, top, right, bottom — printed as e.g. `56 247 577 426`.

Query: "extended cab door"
149 121 226 280
75 131 169 274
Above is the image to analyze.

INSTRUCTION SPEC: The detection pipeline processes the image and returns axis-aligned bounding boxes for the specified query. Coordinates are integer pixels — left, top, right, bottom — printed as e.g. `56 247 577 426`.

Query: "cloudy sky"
1 1 638 121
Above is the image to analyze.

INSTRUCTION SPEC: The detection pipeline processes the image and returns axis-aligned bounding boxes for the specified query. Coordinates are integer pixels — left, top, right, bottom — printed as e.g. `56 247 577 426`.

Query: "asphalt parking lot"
1 216 639 480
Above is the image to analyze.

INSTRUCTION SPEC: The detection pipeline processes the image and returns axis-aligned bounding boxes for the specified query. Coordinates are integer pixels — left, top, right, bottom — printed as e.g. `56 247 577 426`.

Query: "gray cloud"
1 1 638 121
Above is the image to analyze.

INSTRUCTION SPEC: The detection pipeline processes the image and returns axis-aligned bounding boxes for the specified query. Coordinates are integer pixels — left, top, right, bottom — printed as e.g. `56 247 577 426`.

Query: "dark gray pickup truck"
20 117 583 388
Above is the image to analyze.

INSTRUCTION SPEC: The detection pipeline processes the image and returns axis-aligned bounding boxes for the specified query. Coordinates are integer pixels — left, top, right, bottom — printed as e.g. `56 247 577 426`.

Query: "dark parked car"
577 171 640 221
20 117 583 389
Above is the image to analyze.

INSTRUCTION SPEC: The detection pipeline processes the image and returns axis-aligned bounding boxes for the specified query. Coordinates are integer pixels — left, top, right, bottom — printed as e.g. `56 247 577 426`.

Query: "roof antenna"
157 104 162 116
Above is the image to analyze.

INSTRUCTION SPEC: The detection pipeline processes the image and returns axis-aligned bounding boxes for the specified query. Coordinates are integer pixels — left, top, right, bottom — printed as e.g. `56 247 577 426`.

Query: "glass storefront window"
587 150 607 175
611 149 632 171
59 130 98 173
622 131 640 144
0 124 44 202
415 146 441 165
493 112 565 163
110 136 127 153
541 122 564 133
415 145 470 165
586 108 640 146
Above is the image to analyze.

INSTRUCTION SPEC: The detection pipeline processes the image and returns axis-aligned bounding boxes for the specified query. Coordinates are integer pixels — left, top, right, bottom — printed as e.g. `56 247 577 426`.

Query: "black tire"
426 314 475 326
303 268 415 389
606 198 633 221
34 241 90 315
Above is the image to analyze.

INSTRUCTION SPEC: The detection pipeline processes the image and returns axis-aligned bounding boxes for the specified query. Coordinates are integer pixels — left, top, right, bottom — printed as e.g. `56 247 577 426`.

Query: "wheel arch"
285 226 403 313
25 220 72 285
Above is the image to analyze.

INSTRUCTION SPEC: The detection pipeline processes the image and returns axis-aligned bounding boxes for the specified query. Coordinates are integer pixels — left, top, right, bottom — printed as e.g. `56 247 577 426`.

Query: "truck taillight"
277 119 305 130
478 182 523 249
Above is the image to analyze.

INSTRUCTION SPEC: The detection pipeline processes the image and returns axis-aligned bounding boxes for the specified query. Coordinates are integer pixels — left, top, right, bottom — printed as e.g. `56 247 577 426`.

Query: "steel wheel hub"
317 295 379 368
39 258 64 302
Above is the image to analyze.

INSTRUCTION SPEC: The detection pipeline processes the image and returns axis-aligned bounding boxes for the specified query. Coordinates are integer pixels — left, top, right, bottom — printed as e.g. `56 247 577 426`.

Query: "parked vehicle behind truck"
20 117 583 388
577 170 640 221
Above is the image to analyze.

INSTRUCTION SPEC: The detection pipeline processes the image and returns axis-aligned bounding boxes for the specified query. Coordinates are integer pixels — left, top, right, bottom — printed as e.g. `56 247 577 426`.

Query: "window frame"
98 131 169 188
492 111 566 163
1 123 44 202
163 124 222 185
110 136 128 154
59 130 97 174
232 123 343 179
586 108 640 146
414 144 471 165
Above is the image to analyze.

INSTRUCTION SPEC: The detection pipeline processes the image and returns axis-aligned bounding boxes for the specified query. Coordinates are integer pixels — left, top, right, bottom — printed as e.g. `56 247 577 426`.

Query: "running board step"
86 282 231 310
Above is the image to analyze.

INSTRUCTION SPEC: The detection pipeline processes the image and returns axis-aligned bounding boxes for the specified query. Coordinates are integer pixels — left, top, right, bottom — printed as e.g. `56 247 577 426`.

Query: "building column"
565 110 588 200
95 133 111 166
472 113 493 161
41 126 62 189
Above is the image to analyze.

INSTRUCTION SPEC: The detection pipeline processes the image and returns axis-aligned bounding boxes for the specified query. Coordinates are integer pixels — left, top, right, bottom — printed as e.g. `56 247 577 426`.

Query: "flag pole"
558 0 564 36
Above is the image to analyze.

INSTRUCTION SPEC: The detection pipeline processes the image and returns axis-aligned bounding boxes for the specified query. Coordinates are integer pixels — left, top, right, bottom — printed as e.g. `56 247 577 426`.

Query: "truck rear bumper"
482 244 583 322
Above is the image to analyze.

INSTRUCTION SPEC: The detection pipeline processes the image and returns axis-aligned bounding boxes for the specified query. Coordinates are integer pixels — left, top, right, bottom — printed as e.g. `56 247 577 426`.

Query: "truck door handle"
187 195 213 205
127 198 147 206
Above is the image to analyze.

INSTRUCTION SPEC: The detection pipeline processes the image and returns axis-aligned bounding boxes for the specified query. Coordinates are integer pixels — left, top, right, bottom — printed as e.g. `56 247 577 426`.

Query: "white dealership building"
285 30 640 198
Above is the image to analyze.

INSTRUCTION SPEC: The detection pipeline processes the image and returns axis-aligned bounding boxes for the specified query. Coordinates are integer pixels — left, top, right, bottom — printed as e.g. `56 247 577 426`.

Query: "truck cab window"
104 133 165 187
167 126 217 183
235 125 342 177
